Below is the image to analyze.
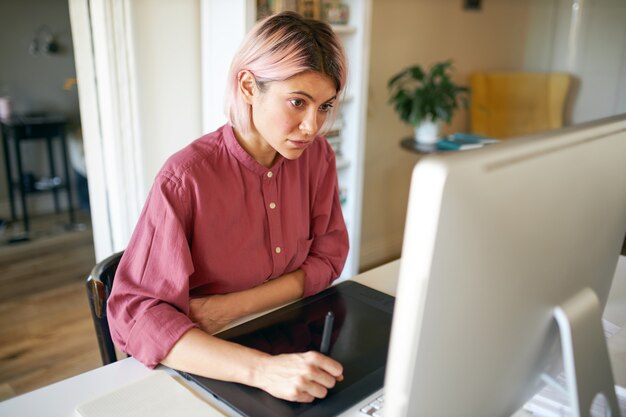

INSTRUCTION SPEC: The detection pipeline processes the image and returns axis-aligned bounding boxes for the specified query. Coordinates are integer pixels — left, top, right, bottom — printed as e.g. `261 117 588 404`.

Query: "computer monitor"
384 114 626 417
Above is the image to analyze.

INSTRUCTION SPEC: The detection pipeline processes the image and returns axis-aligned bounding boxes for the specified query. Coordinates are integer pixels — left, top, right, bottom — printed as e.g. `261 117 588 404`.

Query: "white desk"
1 258 624 417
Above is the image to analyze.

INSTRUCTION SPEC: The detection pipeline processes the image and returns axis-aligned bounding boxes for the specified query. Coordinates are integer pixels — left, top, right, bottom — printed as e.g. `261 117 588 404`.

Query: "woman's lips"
288 139 313 148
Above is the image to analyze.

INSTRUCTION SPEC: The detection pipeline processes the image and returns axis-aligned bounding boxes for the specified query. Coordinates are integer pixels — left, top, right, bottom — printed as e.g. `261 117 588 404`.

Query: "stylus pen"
320 311 334 355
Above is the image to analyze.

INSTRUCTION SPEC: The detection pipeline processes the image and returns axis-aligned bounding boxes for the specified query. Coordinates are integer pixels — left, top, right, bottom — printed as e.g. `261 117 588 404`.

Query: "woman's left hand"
189 270 305 335
188 294 235 334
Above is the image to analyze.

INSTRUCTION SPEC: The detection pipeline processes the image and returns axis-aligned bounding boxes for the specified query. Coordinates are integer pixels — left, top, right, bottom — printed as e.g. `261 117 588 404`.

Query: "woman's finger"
302 351 344 379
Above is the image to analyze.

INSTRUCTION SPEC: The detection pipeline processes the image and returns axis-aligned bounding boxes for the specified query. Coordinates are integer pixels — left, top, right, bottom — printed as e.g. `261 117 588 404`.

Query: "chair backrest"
86 251 124 365
470 71 571 139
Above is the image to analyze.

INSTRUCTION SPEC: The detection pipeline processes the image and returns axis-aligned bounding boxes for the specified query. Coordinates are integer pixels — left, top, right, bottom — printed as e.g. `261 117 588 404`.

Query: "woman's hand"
163 329 343 404
188 294 235 334
253 351 344 402
188 270 305 335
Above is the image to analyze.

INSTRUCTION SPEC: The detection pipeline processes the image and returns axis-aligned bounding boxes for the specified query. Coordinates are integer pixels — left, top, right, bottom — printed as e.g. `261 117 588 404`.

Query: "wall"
524 0 626 124
130 0 203 196
0 0 80 217
359 0 532 270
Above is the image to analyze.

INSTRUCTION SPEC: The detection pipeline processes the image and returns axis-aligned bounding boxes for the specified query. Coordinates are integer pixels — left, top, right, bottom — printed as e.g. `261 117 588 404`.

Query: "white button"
275 246 281 254
267 171 273 178
269 202 276 209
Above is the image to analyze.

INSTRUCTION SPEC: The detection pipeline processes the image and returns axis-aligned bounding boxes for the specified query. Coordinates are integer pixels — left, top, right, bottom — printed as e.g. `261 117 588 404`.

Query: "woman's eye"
289 98 305 108
319 103 334 113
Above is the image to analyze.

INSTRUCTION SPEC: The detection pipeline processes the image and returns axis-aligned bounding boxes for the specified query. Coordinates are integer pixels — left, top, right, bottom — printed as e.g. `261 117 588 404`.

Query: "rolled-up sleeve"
300 145 350 297
107 173 197 368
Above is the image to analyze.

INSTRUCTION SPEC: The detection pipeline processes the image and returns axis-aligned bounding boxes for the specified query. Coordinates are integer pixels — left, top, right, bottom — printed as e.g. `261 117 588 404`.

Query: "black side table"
1 114 75 236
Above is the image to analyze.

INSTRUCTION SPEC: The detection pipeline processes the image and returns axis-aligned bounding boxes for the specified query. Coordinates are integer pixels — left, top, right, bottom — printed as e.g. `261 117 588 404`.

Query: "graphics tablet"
178 280 394 417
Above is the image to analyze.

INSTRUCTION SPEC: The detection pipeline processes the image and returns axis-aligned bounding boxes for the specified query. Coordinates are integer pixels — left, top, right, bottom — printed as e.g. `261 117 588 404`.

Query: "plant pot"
414 118 441 145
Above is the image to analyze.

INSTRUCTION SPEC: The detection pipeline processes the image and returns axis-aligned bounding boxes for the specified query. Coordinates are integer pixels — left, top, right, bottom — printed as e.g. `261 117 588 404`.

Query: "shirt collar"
223 124 285 176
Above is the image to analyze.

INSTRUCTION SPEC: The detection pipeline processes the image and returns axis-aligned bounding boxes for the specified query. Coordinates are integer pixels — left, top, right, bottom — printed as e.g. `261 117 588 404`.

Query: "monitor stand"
554 287 621 416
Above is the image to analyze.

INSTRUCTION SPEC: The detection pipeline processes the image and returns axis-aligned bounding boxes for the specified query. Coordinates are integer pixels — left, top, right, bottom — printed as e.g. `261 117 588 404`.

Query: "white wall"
524 0 626 124
201 0 254 133
131 0 203 196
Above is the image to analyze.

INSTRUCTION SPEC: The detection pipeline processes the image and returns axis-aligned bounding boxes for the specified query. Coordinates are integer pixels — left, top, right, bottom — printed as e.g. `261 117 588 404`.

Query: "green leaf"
387 66 411 88
409 66 425 81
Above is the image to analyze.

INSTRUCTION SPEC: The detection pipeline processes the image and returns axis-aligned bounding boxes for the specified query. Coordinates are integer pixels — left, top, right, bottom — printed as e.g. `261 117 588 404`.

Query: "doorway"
0 0 99 400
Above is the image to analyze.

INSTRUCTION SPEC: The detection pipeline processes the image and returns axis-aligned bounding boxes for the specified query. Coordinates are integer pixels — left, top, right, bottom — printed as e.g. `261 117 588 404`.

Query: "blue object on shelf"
437 133 499 151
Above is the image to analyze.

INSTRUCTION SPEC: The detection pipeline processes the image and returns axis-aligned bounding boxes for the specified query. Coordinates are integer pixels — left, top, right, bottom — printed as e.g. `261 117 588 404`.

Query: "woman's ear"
238 70 256 105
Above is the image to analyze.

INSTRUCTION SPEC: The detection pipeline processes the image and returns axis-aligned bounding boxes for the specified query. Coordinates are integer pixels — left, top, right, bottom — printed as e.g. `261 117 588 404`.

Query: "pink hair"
224 12 348 136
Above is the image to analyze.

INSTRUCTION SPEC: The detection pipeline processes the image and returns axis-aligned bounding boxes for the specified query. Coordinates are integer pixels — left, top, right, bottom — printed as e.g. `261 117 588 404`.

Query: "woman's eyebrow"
289 90 337 103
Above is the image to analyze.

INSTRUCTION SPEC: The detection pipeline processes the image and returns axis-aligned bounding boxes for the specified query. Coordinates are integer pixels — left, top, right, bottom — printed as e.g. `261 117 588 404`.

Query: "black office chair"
86 250 124 365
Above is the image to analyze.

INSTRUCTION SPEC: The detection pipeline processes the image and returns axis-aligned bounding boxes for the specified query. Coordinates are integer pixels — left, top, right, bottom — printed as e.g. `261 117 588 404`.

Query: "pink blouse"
107 124 349 367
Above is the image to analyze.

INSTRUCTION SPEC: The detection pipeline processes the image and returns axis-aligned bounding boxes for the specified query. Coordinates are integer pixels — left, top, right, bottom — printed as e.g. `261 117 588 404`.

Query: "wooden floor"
0 212 102 401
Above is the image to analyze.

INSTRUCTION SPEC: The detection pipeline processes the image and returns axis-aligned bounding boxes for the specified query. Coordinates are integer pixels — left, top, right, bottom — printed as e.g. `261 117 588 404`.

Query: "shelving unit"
201 0 371 278
324 0 372 278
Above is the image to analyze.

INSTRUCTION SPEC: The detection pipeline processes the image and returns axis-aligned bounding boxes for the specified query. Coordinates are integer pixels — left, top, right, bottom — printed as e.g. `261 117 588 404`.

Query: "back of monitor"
385 115 626 416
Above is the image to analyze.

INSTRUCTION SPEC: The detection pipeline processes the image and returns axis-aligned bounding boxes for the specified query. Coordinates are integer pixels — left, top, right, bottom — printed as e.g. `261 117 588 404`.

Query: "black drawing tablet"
178 280 395 417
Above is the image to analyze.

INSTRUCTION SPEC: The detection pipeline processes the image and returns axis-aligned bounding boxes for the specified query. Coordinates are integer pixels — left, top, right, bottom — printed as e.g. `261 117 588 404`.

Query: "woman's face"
249 71 337 161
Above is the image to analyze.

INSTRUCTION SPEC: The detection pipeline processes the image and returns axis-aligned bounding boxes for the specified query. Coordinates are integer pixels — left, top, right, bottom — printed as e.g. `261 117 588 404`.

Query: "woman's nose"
299 110 318 136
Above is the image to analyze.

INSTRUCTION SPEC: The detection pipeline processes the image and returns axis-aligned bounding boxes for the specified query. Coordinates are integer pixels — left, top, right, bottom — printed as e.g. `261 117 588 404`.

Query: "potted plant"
388 60 468 144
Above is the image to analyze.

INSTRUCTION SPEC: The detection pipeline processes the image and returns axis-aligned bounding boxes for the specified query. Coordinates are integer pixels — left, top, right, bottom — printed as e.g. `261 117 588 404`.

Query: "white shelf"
329 118 345 132
331 24 357 35
336 158 351 170
332 0 371 277
340 94 354 104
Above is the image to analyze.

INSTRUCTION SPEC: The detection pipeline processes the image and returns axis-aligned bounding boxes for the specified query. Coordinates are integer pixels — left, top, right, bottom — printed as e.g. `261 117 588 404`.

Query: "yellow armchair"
470 72 571 139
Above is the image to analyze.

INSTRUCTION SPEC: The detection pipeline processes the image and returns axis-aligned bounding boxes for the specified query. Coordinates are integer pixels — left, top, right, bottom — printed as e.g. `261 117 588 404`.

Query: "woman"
107 11 350 403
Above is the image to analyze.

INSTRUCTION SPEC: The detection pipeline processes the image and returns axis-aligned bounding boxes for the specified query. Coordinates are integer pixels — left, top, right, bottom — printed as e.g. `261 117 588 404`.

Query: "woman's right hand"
253 351 344 402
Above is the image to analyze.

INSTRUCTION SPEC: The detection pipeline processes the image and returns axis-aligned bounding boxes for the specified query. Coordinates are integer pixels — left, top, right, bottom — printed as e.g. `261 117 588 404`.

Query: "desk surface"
1 258 624 417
